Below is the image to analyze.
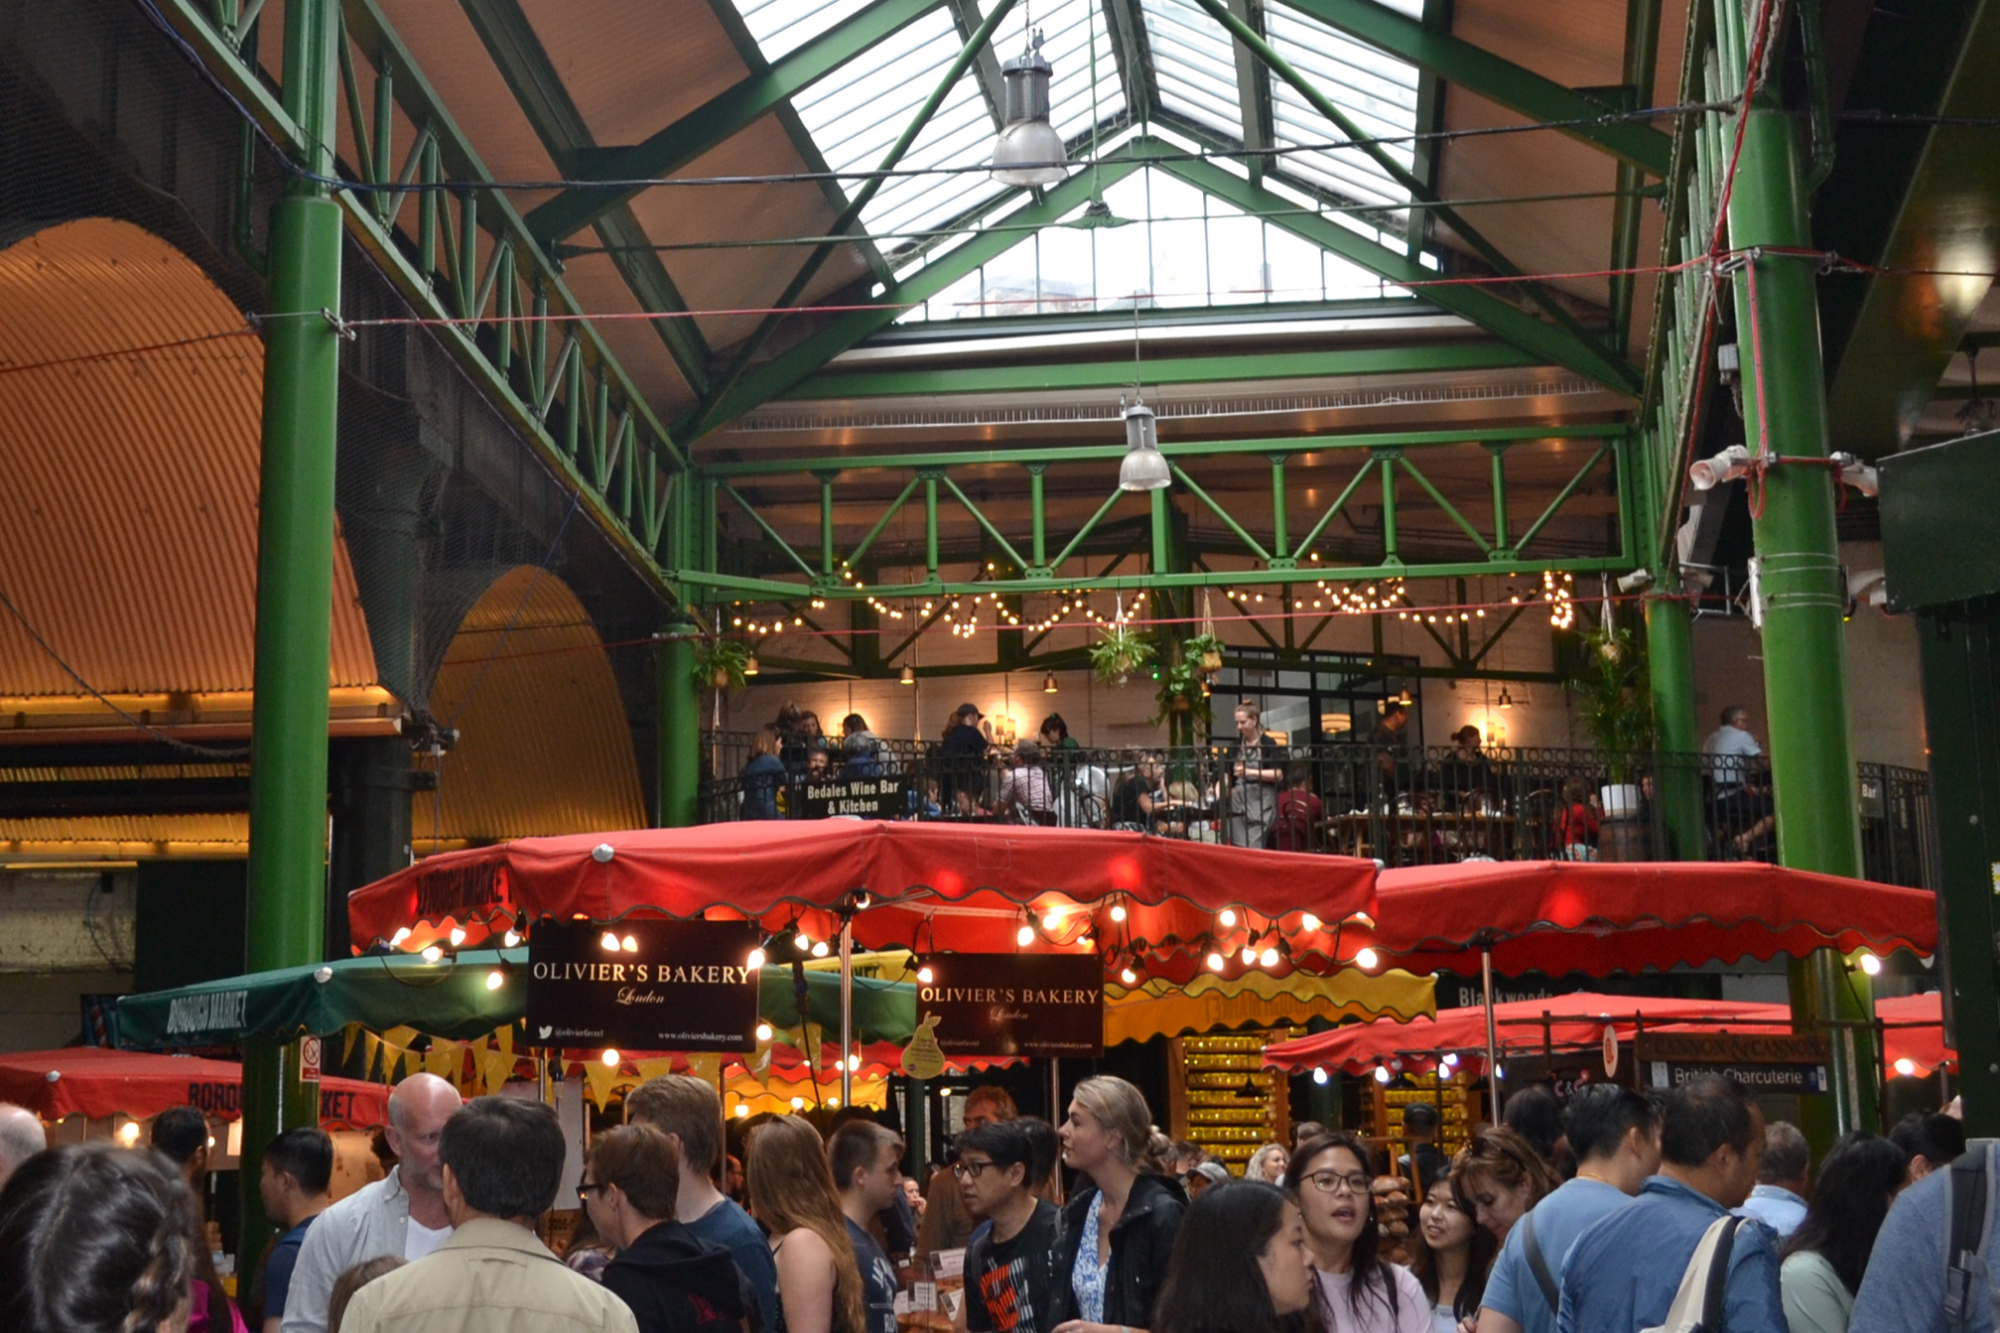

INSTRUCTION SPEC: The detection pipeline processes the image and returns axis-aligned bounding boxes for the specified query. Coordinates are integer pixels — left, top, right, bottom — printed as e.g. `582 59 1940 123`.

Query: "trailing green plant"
1152 651 1213 731
692 637 754 693
1089 622 1154 685
1568 619 1655 777
1181 632 1226 675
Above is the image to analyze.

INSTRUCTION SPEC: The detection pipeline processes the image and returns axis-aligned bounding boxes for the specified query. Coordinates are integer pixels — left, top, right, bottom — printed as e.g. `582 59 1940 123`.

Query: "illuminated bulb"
1374 1065 1392 1084
449 927 466 946
734 1103 750 1117
1206 951 1226 972
118 1121 141 1146
485 970 505 991
1312 1067 1329 1086
810 940 830 958
828 1097 841 1108
622 935 638 953
791 1097 806 1110
1355 947 1379 970
1110 904 1127 923
795 931 812 951
1441 1052 1460 1068
756 1023 774 1042
1218 908 1238 929
848 1054 861 1071
1894 1057 1917 1077
917 963 935 984
1241 946 1258 965
602 1049 620 1067
1120 966 1138 984
747 948 767 970
1017 924 1036 947
1260 947 1280 969
1300 913 1320 931
602 931 621 951
502 930 521 948
421 945 444 963
391 927 412 946
1042 911 1064 932
1857 953 1882 976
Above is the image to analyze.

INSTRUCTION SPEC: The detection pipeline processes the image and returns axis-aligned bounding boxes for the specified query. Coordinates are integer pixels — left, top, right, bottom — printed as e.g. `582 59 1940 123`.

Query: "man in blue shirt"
1851 1140 1999 1333
628 1075 781 1333
1735 1121 1810 1238
829 1120 905 1333
1557 1075 1787 1333
1478 1083 1661 1333
255 1127 333 1333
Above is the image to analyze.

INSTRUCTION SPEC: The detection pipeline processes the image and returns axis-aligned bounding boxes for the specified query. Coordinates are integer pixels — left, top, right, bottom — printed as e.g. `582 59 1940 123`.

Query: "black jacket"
603 1220 761 1333
1048 1175 1187 1329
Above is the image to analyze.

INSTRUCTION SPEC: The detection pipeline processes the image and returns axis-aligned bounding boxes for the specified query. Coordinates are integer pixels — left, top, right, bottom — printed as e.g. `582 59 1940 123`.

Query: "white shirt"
1702 724 1763 785
405 1217 452 1261
283 1168 445 1333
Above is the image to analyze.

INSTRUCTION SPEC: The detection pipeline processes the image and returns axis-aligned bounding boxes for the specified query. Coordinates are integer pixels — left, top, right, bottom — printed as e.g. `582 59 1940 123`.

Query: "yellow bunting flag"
682 1053 722 1086
634 1059 677 1085
480 1045 516 1095
424 1039 459 1081
494 1025 514 1058
583 1058 620 1112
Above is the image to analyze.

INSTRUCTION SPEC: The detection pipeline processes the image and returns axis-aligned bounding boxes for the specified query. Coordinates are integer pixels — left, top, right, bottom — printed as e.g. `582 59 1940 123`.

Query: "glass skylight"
737 0 879 62
1264 3 1420 207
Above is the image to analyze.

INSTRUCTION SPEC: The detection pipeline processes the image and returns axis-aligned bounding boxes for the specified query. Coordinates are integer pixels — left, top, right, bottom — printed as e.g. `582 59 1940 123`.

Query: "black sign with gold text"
526 919 761 1051
1636 1031 1831 1095
919 953 1104 1058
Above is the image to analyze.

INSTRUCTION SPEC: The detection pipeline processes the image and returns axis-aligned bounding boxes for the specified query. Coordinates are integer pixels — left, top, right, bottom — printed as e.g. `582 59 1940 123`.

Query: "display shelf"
1168 1030 1298 1172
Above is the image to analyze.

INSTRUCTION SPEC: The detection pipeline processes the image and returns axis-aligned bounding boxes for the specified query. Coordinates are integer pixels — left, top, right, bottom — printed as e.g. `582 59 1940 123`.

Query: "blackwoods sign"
918 953 1105 1059
526 919 762 1051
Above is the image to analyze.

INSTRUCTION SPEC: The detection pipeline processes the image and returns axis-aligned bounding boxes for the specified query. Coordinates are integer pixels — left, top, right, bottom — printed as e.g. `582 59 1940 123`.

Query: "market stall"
0 1046 389 1127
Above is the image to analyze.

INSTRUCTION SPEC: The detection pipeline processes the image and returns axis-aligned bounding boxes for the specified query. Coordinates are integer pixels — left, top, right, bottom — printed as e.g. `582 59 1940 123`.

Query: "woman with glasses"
745 1116 868 1333
1448 1129 1557 1246
1283 1131 1429 1333
1050 1076 1186 1333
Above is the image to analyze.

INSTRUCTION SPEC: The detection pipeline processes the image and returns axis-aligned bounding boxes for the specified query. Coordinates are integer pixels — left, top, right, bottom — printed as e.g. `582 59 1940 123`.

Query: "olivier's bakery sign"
920 953 1104 1058
526 919 762 1051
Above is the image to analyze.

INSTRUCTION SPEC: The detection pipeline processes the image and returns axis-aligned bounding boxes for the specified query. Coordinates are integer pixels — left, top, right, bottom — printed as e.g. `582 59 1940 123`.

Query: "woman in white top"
1246 1143 1290 1185
1778 1131 1909 1333
1284 1132 1429 1333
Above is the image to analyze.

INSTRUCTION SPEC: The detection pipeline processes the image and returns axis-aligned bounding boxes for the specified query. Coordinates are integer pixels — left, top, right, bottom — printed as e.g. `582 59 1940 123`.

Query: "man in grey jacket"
1851 1139 1999 1333
281 1073 463 1333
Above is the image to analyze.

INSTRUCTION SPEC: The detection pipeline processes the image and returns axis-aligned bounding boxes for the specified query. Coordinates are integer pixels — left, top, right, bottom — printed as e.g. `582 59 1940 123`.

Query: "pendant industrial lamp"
992 26 1067 186
1117 308 1170 491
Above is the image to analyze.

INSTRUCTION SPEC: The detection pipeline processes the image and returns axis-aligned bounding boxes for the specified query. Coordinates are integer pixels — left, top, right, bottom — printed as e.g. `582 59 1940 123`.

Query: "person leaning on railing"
741 726 788 821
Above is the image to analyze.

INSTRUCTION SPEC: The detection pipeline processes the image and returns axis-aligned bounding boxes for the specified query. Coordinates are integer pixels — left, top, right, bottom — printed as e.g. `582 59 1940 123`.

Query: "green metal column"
1644 591 1706 862
241 0 342 1259
1726 103 1876 1132
657 627 701 827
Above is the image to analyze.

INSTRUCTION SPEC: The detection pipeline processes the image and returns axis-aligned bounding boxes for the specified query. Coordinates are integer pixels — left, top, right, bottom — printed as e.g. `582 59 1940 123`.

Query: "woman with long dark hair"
1049 1075 1185 1333
1404 1170 1495 1333
1284 1131 1429 1333
1449 1128 1558 1245
1779 1131 1909 1333
745 1115 869 1333
0 1143 199 1333
1152 1181 1314 1333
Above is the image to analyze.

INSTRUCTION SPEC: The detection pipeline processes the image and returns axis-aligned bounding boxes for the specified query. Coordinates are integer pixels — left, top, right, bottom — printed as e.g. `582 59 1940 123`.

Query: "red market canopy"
347 821 1379 978
1263 992 1786 1075
0 1047 389 1125
1326 861 1936 976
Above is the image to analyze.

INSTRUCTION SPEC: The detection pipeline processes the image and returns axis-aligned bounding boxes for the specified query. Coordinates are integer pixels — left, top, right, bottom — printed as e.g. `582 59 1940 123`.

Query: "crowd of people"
0 1072 1980 1333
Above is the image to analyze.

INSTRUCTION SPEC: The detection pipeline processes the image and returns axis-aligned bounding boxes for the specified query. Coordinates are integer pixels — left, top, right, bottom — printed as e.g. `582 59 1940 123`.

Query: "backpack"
1946 1140 2000 1332
1639 1215 1740 1333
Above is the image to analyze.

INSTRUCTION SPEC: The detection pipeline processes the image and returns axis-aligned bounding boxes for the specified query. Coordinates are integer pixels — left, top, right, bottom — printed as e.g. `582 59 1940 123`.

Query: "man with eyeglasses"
957 1121 1062 1333
919 1087 1020 1257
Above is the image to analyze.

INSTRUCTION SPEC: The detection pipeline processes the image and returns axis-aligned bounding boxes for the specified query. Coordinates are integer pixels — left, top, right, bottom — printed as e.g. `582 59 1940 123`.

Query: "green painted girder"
1274 0 1673 176
672 555 1631 601
457 0 713 396
1821 0 2000 459
523 0 943 244
1161 152 1645 393
784 340 1541 399
702 423 1622 476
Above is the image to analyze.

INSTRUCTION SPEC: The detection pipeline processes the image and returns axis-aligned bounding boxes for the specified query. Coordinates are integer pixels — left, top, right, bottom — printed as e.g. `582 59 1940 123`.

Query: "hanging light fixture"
1117 308 1170 491
992 29 1068 186
1497 685 1514 709
900 664 916 686
1043 670 1059 694
744 655 760 677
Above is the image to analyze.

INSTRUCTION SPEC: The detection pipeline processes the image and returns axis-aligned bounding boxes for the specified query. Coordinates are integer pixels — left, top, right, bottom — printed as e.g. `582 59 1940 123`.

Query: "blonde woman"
1050 1075 1185 1333
1246 1143 1290 1185
746 1116 868 1333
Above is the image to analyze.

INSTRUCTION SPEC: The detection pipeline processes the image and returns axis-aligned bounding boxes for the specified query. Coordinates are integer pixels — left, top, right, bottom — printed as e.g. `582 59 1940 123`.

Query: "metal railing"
697 734 1935 886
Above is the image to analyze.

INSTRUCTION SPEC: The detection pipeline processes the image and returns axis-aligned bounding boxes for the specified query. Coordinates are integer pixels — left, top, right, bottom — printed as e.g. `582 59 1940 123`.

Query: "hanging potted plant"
691 638 754 694
1152 654 1212 731
1089 622 1154 686
1182 631 1226 676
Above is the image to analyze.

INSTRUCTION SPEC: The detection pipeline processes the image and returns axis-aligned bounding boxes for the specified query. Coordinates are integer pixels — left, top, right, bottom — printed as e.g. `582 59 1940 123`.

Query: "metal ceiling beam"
457 0 712 394
1402 0 1451 254
1225 0 1275 188
1160 151 1642 391
783 338 1540 397
1273 0 1673 176
1101 0 1159 122
946 0 1009 128
1607 0 1662 351
523 0 944 243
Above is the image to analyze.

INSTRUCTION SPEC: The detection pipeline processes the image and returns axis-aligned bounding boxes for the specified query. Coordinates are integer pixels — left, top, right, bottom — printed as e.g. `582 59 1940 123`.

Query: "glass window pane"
737 0 876 60
1207 211 1265 304
1265 223 1323 303
1037 221 1096 313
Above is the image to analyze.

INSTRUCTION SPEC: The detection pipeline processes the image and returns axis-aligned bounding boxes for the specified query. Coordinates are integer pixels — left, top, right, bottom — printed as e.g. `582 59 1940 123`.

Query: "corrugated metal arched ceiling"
0 217 378 698
416 565 646 848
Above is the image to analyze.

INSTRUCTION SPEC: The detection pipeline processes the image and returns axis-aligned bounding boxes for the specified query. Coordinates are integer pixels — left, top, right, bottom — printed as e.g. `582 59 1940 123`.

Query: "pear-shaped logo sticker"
902 1012 946 1079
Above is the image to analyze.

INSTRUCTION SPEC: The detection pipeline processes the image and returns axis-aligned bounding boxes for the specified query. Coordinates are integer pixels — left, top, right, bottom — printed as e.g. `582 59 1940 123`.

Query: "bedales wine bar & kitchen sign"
526 919 761 1051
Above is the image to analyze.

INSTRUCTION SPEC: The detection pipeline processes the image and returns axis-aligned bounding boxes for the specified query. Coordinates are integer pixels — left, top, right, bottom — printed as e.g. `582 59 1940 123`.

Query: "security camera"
1615 568 1654 594
1846 567 1888 608
1829 452 1879 498
1689 444 1753 491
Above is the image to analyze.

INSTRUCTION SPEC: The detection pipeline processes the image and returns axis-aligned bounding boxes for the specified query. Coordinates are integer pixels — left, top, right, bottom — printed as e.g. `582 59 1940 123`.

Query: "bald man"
0 1102 46 1191
281 1073 463 1333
